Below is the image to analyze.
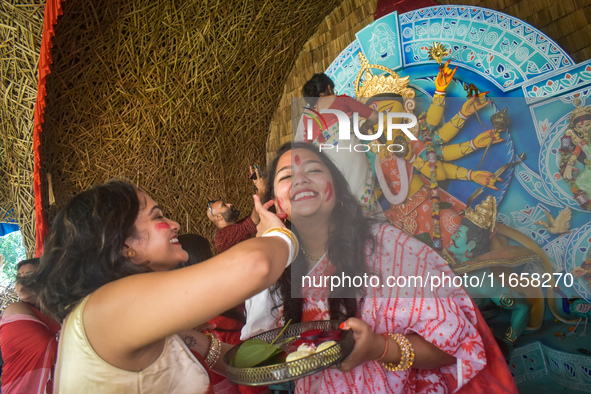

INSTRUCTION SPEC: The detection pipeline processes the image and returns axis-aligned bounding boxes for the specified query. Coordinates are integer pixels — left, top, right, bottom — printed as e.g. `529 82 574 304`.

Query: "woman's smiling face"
273 148 336 223
124 191 188 271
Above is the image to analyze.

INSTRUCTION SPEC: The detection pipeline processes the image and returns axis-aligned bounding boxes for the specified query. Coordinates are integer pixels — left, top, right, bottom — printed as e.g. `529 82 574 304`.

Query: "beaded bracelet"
380 333 415 372
262 227 299 266
205 333 222 369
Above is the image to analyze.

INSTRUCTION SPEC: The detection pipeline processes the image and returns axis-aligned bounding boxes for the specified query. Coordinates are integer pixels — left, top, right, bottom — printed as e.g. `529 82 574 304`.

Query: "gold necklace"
301 246 325 261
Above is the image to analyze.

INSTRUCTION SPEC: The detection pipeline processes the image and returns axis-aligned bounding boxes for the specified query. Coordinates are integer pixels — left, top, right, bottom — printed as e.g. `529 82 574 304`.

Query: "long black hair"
301 73 335 107
16 257 39 273
22 180 148 322
265 142 374 323
176 233 213 269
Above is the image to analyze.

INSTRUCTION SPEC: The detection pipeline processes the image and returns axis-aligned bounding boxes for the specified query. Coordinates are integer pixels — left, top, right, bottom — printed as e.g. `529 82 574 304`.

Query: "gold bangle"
432 95 445 107
262 227 299 263
205 333 221 369
458 141 475 156
450 114 465 129
412 156 427 171
380 333 415 372
454 166 471 181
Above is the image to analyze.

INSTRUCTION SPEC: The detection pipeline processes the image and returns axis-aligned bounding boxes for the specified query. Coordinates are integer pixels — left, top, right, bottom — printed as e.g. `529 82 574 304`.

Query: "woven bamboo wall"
266 0 591 162
36 0 342 245
0 1 45 257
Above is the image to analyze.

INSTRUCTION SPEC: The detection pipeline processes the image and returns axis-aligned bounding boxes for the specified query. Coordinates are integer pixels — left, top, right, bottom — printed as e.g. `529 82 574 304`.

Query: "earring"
464 250 473 259
127 249 136 258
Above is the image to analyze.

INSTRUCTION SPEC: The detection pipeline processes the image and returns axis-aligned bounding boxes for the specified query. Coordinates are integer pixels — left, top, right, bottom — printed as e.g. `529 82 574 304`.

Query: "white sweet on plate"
315 340 337 353
286 350 310 362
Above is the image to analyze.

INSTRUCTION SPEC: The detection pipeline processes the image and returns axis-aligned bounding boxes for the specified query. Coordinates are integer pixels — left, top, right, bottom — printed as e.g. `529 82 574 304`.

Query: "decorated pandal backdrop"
2 0 591 391
284 4 591 391
303 7 591 299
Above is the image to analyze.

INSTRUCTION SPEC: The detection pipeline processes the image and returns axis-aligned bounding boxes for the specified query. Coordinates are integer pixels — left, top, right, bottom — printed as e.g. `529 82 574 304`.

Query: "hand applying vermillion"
254 195 287 237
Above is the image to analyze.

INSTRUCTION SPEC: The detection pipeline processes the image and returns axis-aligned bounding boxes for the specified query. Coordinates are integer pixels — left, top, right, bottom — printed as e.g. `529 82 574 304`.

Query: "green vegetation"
0 230 26 286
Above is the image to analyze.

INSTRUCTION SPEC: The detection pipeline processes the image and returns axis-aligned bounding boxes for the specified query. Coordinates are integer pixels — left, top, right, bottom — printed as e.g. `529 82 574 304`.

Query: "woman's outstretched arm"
83 196 291 367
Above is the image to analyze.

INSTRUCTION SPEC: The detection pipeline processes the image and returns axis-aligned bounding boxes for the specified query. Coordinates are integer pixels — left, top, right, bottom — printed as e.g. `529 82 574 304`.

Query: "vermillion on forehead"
155 222 170 230
325 182 333 202
294 154 301 166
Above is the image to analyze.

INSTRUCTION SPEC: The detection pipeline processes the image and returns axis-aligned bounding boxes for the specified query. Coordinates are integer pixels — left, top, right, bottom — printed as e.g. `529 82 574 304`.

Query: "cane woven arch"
0 0 46 257
2 0 343 253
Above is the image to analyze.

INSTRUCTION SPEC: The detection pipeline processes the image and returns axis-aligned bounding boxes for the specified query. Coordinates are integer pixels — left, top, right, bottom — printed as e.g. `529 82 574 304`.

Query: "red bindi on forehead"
18 265 35 275
294 154 301 166
155 222 171 230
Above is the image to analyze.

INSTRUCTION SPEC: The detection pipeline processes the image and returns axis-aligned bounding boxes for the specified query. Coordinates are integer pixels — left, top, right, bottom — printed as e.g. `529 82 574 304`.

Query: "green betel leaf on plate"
231 319 292 368
232 339 283 368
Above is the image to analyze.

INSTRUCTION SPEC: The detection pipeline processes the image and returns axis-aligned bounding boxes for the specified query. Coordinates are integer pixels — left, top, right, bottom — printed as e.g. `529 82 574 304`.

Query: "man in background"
207 166 267 253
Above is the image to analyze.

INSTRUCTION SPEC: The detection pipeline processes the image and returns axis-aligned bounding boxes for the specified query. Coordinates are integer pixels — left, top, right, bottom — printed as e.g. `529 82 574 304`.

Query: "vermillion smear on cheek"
325 182 334 202
155 223 170 230
294 155 301 166
277 198 285 213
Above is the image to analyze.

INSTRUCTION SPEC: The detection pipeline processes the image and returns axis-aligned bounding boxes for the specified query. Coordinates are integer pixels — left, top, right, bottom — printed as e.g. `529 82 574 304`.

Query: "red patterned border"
33 0 66 256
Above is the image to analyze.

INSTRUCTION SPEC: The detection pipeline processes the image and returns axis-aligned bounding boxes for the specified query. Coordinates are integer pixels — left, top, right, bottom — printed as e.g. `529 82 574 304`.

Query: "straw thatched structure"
2 0 590 254
3 0 343 252
0 0 45 256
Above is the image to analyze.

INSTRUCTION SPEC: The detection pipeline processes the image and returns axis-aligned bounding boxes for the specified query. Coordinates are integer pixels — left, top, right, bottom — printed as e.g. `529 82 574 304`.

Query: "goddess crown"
354 53 415 99
465 195 498 233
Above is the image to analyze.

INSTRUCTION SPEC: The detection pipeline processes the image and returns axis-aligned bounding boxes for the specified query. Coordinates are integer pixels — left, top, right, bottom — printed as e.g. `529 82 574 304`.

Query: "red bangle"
377 333 390 362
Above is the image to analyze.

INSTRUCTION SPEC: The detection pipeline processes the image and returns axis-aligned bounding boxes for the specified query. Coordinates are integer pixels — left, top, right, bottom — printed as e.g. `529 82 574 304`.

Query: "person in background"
21 180 295 393
0 258 61 394
177 233 245 345
176 233 213 269
296 73 381 215
207 166 267 253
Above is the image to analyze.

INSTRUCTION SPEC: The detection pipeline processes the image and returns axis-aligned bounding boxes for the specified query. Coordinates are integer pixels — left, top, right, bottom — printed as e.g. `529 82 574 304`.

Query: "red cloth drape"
33 0 66 256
